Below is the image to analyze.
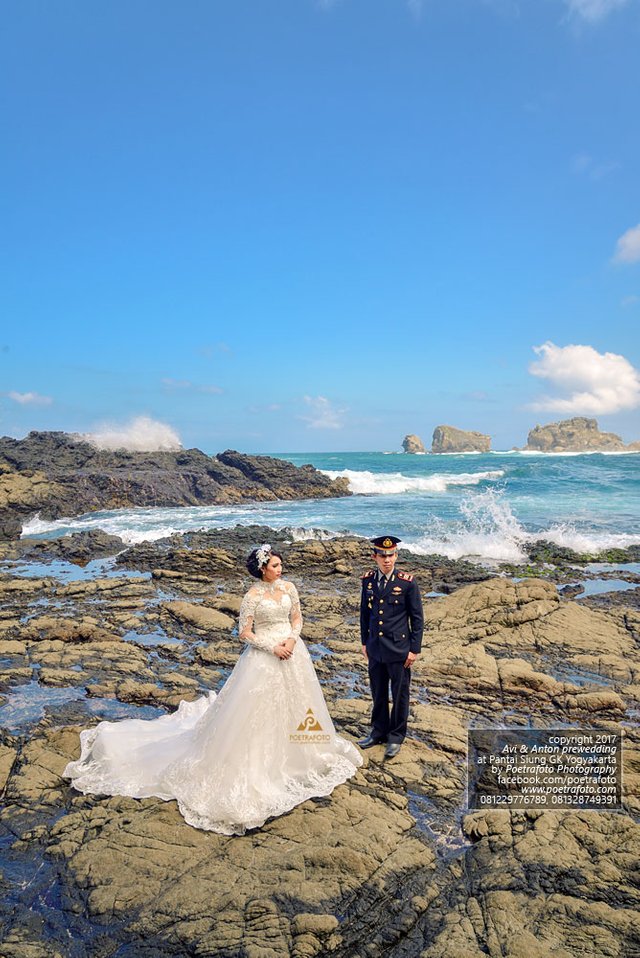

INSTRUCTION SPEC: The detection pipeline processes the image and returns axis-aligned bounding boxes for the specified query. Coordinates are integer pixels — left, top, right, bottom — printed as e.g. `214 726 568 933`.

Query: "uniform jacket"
360 570 424 663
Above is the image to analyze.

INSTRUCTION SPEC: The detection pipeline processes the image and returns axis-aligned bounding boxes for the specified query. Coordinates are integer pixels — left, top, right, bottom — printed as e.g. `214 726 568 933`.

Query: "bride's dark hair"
246 547 283 579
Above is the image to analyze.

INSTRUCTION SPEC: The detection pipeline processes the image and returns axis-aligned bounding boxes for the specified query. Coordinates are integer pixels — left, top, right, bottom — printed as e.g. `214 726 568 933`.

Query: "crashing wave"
320 468 504 495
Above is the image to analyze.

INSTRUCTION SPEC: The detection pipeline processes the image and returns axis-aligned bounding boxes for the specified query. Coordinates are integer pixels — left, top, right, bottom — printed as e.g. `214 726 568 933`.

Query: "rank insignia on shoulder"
362 570 375 579
397 571 414 581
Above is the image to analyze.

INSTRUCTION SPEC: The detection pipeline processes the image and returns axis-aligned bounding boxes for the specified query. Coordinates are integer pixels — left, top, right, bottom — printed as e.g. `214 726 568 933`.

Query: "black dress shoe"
357 734 387 749
384 743 401 759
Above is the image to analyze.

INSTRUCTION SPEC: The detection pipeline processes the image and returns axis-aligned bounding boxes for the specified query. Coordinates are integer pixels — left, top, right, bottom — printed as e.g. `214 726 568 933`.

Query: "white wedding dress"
63 579 362 834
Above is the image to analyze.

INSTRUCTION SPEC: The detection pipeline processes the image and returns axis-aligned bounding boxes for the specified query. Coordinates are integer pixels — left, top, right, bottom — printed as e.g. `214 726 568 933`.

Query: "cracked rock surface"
0 530 638 957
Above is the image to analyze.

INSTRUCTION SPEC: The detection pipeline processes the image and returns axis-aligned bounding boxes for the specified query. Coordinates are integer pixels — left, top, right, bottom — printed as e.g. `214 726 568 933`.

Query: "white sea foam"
321 468 504 495
532 526 640 554
404 490 530 563
402 490 640 563
285 527 342 542
21 512 185 544
21 508 344 546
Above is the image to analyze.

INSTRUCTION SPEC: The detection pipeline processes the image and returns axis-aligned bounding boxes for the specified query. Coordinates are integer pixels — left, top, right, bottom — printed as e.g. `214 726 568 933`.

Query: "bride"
63 544 362 834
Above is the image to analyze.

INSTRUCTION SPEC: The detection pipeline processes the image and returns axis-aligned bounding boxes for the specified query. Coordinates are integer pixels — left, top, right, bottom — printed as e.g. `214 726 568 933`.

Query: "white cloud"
83 415 183 452
7 391 52 406
613 223 640 264
299 396 346 430
564 0 630 21
528 342 640 414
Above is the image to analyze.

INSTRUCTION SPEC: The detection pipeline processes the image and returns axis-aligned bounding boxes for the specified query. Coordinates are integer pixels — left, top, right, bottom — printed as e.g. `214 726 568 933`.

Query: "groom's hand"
404 651 418 668
361 644 368 661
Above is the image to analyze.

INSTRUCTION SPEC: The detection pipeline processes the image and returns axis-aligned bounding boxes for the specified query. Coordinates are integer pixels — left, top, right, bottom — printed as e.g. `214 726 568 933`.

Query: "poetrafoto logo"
290 708 330 743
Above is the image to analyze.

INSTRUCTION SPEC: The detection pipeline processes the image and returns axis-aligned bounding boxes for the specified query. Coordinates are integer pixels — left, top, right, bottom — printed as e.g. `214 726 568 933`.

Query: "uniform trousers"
368 657 411 744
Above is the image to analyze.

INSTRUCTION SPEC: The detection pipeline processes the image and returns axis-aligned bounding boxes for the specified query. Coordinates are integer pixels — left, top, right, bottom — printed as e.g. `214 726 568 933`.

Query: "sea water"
20 451 640 565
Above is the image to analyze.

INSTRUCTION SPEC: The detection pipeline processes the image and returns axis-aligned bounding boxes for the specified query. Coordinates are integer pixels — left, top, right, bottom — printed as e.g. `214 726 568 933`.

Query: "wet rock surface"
4 530 126 564
0 529 638 956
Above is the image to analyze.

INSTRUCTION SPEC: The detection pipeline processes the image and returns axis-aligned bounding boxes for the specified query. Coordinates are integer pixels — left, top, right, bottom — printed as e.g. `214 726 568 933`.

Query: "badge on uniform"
367 582 373 590
392 586 402 594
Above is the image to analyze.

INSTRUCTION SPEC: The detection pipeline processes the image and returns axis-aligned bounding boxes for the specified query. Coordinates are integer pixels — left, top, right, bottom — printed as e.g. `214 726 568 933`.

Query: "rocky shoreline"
0 431 351 541
0 528 638 957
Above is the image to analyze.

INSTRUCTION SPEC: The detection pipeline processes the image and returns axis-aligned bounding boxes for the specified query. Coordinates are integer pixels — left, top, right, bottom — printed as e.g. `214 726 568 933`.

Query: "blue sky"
2 0 639 452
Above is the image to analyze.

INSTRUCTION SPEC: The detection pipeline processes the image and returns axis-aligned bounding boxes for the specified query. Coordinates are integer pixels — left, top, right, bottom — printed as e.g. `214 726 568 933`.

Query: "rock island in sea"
431 425 491 454
0 433 638 957
524 417 640 453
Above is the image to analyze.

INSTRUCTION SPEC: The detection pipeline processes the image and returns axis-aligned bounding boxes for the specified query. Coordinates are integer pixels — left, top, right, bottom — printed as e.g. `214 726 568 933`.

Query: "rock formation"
0 532 638 957
431 425 491 453
525 417 637 452
0 431 350 539
402 434 426 454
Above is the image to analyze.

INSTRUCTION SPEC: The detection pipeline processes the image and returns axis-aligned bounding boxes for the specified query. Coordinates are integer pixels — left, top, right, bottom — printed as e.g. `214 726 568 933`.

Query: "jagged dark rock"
523 540 640 568
15 530 126 565
0 432 350 540
216 449 350 499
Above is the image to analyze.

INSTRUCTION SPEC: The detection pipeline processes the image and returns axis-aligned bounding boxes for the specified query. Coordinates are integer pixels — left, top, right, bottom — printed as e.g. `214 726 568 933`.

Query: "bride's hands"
273 638 296 660
273 642 292 659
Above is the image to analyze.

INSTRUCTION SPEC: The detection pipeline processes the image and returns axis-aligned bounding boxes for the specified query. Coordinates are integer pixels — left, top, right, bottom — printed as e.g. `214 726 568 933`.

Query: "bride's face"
262 555 282 582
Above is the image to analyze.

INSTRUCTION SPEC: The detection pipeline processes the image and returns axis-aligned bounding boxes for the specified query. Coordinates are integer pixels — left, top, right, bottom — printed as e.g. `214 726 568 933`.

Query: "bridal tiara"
255 543 272 568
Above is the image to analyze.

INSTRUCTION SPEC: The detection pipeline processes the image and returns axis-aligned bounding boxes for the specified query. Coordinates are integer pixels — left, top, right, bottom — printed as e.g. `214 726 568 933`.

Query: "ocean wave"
21 511 345 547
404 490 529 563
321 468 504 495
284 527 343 542
21 513 187 544
19 479 640 566
402 490 640 563
531 526 640 554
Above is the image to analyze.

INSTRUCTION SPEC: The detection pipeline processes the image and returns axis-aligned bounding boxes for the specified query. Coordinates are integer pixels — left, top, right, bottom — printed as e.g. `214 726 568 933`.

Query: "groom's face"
373 550 397 577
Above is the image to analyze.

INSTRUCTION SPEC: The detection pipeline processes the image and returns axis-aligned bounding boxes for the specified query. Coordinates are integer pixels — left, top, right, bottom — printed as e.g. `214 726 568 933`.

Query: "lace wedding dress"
63 579 362 834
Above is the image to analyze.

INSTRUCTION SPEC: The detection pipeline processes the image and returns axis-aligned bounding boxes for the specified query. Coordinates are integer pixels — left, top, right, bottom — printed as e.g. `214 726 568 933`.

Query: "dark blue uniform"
360 569 424 744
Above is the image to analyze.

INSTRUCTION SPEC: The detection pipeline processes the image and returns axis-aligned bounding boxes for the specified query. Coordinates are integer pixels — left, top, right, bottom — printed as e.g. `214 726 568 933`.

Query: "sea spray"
403 489 530 563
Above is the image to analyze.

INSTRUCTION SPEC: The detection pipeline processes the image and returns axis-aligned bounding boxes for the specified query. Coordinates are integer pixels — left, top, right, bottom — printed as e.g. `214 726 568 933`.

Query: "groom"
358 536 424 759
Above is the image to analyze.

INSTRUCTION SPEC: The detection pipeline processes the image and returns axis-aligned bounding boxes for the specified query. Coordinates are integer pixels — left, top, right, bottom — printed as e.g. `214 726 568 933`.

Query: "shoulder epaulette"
361 570 375 579
397 571 414 581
